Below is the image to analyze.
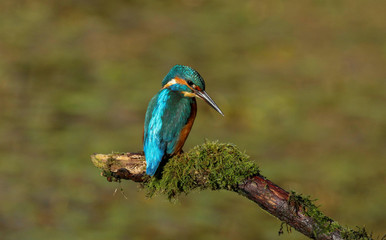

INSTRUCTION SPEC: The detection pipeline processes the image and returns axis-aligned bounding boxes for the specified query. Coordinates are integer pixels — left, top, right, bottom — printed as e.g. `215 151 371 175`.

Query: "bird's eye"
187 80 194 86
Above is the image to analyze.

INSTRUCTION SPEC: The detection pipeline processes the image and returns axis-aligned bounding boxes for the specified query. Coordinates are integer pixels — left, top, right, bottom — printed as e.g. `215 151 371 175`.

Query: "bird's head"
162 65 224 116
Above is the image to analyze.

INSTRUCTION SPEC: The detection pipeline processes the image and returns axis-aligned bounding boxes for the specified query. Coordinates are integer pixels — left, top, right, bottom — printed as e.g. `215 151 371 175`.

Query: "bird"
143 65 224 176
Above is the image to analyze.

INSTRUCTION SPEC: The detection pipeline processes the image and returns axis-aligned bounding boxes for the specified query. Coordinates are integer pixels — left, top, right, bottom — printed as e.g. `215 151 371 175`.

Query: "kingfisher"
143 65 224 176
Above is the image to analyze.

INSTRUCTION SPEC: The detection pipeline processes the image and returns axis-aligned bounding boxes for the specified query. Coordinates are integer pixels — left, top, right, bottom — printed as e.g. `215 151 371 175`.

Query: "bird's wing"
143 90 168 176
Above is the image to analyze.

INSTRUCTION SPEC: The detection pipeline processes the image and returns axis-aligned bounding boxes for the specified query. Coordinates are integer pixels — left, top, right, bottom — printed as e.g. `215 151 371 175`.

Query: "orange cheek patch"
164 77 192 89
174 77 187 85
163 77 200 93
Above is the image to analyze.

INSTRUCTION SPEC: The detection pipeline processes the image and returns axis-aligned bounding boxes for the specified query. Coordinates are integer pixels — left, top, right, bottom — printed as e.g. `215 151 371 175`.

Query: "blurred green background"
1 0 385 239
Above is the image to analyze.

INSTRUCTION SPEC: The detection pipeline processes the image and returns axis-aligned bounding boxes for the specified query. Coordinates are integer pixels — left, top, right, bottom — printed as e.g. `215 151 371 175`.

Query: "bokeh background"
1 1 385 239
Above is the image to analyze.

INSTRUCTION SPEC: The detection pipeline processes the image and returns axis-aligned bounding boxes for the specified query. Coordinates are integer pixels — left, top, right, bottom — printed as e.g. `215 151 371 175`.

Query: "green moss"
142 141 260 200
289 191 338 235
339 227 373 240
288 192 374 240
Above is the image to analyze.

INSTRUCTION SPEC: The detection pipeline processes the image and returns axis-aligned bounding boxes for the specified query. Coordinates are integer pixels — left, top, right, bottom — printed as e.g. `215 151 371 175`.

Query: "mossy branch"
91 141 376 240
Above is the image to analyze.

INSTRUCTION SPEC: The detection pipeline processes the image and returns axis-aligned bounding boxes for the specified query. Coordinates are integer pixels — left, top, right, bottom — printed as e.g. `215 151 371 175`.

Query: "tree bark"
91 152 372 240
237 176 342 240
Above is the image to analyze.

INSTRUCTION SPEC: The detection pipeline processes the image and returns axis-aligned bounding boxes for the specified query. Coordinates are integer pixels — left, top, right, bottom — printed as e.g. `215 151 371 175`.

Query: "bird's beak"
194 90 224 116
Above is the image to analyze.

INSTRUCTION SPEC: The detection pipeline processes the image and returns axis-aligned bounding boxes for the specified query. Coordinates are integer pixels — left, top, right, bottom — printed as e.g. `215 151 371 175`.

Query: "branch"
91 141 374 240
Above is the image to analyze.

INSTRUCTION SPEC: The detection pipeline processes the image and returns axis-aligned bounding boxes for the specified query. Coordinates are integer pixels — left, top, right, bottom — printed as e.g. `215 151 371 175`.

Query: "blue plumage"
143 90 170 175
143 65 223 176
